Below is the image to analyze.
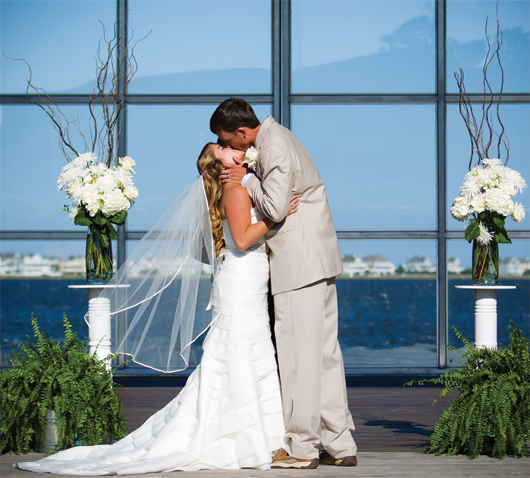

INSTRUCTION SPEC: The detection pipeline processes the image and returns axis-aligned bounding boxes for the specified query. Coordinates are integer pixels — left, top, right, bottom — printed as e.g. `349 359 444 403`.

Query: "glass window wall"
0 1 115 95
338 240 438 369
291 0 436 94
1 0 529 372
291 104 436 231
447 0 530 94
127 0 272 94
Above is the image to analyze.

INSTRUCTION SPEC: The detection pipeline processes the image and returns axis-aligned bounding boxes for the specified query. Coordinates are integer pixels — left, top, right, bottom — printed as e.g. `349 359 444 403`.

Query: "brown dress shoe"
320 450 358 466
271 448 319 469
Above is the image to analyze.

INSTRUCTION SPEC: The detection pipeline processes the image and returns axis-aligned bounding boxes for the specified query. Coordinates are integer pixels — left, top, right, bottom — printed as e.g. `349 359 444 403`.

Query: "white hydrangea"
453 159 526 222
484 188 514 217
58 152 138 222
101 190 131 217
450 195 471 222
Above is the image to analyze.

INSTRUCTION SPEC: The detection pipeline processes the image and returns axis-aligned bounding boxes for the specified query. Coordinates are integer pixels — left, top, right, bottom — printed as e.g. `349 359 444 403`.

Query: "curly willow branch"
4 13 150 167
455 3 509 171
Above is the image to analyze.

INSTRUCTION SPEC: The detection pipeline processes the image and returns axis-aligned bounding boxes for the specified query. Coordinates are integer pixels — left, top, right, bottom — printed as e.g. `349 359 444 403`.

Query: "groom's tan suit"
245 116 357 460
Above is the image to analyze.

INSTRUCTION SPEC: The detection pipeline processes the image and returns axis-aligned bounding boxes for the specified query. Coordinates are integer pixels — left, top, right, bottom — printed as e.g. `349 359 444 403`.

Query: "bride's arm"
222 186 274 252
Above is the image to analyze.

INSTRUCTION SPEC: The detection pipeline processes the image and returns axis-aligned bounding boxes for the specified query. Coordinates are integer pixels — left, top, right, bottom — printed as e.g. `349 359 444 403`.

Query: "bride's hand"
287 195 299 216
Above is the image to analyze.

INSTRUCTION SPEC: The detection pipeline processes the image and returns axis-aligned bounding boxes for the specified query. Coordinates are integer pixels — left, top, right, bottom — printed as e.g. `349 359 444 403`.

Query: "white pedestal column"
69 285 129 370
455 285 516 350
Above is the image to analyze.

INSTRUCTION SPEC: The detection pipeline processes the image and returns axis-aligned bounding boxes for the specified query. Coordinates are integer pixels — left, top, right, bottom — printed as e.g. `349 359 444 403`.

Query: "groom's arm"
246 143 294 223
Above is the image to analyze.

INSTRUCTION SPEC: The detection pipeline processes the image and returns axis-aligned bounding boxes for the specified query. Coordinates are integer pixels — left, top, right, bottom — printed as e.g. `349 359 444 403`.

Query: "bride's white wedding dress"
15 208 286 474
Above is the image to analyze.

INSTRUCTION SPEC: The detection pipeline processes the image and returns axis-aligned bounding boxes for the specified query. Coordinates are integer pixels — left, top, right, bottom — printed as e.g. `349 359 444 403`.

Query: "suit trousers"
273 277 357 460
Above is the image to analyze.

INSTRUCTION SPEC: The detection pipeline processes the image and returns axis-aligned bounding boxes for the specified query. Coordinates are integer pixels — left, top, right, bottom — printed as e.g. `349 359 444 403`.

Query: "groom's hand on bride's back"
222 161 250 185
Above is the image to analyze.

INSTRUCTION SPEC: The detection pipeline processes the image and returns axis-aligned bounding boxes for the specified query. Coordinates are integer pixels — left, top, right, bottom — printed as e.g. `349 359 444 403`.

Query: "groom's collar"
255 115 276 149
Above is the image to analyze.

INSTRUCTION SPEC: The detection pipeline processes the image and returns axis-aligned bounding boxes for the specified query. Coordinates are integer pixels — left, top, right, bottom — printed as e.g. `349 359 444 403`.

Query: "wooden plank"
115 386 459 452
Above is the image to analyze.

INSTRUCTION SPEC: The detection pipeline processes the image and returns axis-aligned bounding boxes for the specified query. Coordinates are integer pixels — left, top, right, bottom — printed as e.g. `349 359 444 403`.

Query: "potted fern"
0 315 128 454
406 322 530 459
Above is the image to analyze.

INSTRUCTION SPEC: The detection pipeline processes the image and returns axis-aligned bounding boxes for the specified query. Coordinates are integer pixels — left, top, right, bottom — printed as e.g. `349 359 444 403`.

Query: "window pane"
338 240 437 368
292 0 435 94
128 0 272 94
447 0 530 94
126 103 272 230
447 104 530 230
0 240 89 365
0 1 115 94
447 239 530 362
291 104 436 230
0 104 104 231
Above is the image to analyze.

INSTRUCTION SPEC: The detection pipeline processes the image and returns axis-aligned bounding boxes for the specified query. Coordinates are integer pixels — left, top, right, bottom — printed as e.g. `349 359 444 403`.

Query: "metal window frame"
1 0 529 374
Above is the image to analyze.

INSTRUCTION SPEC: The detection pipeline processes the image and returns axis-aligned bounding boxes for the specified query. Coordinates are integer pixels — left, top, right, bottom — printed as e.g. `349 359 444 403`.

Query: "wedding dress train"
15 208 286 474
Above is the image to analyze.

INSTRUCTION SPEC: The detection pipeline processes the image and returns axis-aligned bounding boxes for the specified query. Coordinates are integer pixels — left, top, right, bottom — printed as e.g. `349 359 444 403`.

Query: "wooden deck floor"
116 385 459 453
2 385 529 477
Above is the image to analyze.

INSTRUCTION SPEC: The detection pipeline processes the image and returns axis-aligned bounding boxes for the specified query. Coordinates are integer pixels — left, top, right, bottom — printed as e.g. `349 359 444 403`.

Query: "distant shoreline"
1 275 528 281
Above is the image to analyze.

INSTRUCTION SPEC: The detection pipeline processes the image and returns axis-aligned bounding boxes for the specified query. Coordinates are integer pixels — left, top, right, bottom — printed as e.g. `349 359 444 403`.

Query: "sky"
0 0 529 268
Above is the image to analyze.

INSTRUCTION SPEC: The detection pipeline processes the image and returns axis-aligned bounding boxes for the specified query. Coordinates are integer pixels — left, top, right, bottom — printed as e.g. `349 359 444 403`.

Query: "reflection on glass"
0 1 115 94
291 104 436 230
0 105 106 231
447 0 530 94
337 240 437 368
447 104 530 230
128 0 271 94
447 240 530 362
0 240 89 366
126 103 272 230
291 0 435 93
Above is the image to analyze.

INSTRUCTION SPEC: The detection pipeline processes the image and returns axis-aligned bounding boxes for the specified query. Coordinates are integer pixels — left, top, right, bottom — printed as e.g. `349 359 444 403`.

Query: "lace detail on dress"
245 242 269 254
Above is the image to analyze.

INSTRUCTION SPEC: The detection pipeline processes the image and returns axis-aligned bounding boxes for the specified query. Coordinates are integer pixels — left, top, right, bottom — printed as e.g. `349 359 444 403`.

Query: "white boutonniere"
243 146 259 169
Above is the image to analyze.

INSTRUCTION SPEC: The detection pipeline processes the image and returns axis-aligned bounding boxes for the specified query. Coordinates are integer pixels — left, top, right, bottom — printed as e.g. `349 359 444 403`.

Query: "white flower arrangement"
243 146 259 169
58 152 138 245
451 159 526 245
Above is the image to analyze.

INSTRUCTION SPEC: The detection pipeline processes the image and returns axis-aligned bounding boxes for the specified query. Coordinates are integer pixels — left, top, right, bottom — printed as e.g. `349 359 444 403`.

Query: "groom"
210 98 357 469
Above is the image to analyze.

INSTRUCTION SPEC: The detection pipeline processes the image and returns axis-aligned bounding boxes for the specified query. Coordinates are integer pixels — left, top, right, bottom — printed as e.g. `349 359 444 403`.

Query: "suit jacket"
245 116 343 294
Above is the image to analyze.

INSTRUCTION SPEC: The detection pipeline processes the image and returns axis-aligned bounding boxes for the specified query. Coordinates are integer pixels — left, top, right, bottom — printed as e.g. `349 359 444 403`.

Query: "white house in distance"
363 255 396 276
404 255 436 273
448 256 464 274
341 255 368 277
500 257 522 276
0 253 22 275
20 254 61 277
59 257 86 276
519 258 530 276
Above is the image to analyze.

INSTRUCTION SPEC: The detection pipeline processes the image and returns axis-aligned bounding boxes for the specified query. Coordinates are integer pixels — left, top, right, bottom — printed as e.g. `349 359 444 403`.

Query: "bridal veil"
88 176 219 373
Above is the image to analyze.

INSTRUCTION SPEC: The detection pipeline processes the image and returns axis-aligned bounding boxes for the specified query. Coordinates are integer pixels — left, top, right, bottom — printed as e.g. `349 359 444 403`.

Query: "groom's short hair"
210 98 260 134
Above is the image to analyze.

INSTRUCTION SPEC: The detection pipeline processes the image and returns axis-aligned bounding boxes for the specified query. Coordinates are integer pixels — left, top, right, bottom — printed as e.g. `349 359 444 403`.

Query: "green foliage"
0 314 128 454
464 211 512 244
406 322 530 459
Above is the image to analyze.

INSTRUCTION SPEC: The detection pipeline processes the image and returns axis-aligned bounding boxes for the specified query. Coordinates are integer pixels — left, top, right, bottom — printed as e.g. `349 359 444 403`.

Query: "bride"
14 143 299 474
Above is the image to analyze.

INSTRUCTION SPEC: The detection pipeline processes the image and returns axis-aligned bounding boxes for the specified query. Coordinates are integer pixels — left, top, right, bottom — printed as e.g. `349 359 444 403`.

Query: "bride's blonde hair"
197 143 225 256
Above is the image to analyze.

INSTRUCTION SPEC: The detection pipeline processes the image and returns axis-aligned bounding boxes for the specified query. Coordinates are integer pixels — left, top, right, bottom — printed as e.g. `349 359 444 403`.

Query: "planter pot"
472 239 499 285
35 410 58 453
86 227 114 284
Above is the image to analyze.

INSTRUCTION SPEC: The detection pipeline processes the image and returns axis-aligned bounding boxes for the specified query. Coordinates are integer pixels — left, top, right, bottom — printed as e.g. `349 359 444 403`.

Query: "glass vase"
86 227 114 284
472 239 499 285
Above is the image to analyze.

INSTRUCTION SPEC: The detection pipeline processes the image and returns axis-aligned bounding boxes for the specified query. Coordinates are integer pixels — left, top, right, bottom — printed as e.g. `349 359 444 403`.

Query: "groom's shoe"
271 448 319 469
319 450 358 467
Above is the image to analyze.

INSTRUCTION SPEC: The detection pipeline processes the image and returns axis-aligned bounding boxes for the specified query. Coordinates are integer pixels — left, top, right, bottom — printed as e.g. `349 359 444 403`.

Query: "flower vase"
472 239 499 285
86 227 114 284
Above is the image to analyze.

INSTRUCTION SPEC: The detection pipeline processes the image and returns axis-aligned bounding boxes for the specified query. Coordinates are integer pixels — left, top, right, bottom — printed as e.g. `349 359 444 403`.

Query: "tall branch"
5 14 150 167
455 4 509 170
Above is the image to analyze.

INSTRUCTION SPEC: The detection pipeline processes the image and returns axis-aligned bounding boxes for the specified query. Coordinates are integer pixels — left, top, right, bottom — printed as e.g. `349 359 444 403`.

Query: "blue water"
1 278 528 367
